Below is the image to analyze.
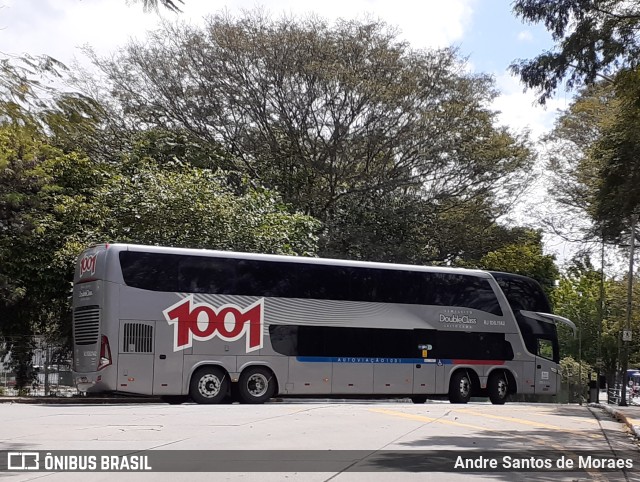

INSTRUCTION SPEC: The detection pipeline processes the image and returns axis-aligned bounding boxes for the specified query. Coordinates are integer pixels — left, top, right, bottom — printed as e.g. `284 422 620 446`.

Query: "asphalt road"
1 400 640 481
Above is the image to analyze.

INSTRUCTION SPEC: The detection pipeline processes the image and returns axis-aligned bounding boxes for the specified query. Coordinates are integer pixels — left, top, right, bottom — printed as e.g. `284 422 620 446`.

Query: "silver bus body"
72 244 569 404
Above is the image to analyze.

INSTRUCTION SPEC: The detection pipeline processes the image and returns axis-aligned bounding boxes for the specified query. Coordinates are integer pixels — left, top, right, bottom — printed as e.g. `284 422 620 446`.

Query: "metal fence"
607 384 640 406
0 336 78 397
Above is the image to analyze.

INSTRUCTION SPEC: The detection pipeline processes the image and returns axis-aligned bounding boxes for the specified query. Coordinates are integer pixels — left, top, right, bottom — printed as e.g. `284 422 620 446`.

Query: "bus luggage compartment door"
413 361 436 395
118 320 155 395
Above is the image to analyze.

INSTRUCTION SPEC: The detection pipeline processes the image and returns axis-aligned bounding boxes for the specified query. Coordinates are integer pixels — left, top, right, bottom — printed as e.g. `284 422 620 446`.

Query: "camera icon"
7 452 40 470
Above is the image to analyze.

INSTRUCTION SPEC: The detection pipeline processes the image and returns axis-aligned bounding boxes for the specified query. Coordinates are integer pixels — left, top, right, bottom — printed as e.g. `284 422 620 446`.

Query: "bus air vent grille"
73 305 100 345
122 323 153 353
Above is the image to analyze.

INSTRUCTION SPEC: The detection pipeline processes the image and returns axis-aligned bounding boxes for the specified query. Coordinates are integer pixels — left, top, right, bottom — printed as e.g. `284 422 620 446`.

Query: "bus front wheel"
449 371 472 404
488 372 508 405
238 367 276 404
190 366 229 404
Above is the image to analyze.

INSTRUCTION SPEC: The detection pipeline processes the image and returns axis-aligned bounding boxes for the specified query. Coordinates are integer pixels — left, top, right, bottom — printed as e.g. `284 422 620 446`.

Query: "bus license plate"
77 376 88 383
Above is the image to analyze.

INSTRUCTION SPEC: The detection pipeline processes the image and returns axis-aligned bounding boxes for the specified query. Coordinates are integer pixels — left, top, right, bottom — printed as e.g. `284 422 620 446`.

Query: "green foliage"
319 192 541 266
592 68 640 238
560 356 593 387
85 158 319 255
552 257 604 363
510 0 640 104
127 129 235 171
514 1 640 245
478 231 559 294
550 255 640 382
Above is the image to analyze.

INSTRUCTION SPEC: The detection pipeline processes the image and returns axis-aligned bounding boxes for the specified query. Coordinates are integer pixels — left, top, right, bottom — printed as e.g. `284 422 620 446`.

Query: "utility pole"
578 310 583 404
620 215 637 406
597 237 605 403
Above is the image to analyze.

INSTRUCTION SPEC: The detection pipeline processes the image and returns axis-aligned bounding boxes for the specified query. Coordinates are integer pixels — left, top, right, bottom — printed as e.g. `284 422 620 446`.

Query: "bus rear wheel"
449 371 472 404
488 372 508 405
190 366 229 404
238 367 276 404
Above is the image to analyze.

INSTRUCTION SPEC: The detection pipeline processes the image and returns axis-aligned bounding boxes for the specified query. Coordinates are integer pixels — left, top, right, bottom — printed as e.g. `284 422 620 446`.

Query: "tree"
539 82 614 244
0 123 94 388
551 255 640 385
128 0 184 12
552 257 605 364
510 0 640 104
83 157 319 256
560 356 593 402
478 230 559 294
85 12 534 245
511 0 640 256
0 120 319 388
591 68 640 238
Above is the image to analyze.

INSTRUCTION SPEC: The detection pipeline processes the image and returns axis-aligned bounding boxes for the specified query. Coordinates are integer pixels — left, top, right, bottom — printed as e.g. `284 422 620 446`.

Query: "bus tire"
449 371 472 404
189 366 229 404
160 395 188 405
488 372 508 405
238 367 276 404
410 395 427 404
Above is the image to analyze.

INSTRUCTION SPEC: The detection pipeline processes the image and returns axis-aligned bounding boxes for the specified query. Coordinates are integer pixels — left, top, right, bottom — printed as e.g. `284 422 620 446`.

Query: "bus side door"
534 355 558 395
412 330 436 395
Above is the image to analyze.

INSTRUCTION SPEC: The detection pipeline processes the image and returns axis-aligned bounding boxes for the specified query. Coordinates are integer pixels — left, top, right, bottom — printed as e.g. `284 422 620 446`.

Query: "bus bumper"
73 372 110 393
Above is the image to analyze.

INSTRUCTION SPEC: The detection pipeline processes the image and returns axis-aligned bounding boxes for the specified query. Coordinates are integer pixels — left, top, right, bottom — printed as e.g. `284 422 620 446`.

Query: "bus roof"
92 243 494 279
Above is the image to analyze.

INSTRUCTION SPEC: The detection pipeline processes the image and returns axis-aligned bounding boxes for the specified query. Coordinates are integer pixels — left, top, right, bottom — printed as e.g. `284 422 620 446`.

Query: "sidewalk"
589 402 640 438
0 395 162 404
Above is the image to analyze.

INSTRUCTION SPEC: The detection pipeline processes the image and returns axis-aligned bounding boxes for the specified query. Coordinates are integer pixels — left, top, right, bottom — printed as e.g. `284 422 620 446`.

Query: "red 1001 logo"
80 254 97 276
163 296 264 352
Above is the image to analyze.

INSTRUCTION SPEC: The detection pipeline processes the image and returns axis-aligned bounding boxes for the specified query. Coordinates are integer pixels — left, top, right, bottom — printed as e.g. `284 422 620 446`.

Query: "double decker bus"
72 244 575 404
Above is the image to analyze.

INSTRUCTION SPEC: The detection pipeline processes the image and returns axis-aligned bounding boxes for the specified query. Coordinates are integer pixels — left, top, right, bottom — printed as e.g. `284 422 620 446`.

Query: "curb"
589 403 640 439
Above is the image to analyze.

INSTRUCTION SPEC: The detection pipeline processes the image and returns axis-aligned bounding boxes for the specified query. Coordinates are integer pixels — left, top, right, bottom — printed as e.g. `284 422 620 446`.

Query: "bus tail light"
98 335 112 371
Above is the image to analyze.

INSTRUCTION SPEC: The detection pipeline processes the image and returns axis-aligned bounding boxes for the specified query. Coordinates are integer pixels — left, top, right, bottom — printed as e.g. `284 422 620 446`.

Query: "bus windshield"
490 272 559 363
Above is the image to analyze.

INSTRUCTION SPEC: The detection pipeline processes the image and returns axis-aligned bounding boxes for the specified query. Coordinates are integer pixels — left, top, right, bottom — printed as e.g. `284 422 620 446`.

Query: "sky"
1 0 577 260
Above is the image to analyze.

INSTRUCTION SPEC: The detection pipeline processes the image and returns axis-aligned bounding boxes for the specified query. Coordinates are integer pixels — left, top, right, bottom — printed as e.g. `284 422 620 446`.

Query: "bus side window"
297 326 326 356
178 257 234 294
269 325 298 356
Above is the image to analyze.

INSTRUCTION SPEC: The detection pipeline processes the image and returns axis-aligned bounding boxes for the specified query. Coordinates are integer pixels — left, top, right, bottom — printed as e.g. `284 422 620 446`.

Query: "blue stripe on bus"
295 356 452 364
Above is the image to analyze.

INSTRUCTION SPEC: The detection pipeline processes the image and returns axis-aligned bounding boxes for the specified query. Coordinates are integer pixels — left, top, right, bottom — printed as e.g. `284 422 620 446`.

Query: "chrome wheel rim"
198 374 221 398
247 373 269 397
496 378 507 398
459 377 470 398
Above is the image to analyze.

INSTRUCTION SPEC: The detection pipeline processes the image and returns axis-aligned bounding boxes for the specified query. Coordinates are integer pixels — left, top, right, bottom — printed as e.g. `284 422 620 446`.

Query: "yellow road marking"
370 408 492 431
448 408 603 439
370 407 607 481
371 407 602 440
